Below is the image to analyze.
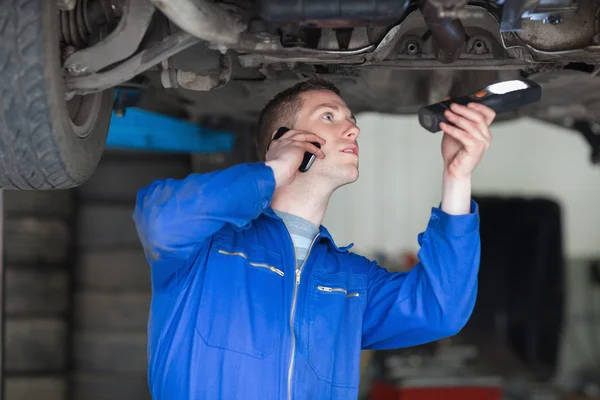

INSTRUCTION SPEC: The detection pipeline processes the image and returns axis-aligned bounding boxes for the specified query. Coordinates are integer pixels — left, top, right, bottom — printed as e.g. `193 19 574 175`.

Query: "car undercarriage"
1 0 599 189
62 0 600 120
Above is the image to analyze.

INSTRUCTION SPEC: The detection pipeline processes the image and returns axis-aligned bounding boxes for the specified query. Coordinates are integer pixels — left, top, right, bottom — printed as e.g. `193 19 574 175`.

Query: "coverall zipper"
284 224 320 400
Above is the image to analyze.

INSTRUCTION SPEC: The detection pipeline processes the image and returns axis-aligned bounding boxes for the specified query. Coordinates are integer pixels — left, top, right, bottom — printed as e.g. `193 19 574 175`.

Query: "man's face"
292 90 361 187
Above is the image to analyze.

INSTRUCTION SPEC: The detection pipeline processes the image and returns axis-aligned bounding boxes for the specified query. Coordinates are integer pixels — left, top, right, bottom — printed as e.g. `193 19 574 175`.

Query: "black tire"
6 318 67 372
0 0 113 190
6 268 69 316
74 293 151 332
74 332 148 373
6 376 67 400
77 204 140 249
4 217 71 264
77 250 151 291
73 373 150 400
4 189 74 216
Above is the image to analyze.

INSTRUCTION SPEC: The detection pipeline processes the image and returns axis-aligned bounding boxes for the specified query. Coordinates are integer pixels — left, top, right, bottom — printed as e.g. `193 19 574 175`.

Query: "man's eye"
323 113 334 121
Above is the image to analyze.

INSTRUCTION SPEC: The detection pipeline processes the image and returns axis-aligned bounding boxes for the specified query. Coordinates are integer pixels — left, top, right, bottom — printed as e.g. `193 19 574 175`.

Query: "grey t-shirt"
274 210 319 268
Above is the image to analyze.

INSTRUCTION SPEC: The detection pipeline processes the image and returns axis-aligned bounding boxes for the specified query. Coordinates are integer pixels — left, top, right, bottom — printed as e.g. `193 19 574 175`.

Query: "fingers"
444 109 480 139
444 103 492 147
302 142 326 159
467 102 496 126
439 122 476 149
269 128 326 162
448 103 487 130
272 129 326 146
290 132 327 146
273 130 326 157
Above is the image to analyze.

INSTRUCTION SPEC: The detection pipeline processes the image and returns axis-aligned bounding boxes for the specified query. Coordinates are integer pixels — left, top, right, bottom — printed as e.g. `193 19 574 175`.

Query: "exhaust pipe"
150 0 246 46
419 0 466 64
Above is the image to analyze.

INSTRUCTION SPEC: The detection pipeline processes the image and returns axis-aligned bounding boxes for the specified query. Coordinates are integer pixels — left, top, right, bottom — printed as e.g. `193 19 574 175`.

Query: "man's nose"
344 123 360 139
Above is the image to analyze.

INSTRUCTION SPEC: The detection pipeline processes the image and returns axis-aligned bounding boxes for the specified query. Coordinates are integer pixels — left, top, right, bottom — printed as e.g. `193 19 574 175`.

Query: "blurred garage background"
1 111 599 400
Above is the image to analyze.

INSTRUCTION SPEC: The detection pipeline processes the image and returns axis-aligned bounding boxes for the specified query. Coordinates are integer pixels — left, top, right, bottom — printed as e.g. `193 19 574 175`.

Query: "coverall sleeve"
132 162 276 289
361 201 480 350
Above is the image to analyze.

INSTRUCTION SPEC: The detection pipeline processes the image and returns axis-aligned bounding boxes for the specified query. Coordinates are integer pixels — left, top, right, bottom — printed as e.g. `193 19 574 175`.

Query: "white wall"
323 114 600 259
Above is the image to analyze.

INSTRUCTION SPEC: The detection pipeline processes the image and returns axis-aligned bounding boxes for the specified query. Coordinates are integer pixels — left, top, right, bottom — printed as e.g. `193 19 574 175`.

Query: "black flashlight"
418 79 542 133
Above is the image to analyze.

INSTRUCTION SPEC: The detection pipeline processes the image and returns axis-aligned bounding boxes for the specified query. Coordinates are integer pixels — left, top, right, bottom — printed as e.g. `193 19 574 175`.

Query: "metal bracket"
63 0 155 75
66 31 201 95
500 0 534 32
573 121 600 165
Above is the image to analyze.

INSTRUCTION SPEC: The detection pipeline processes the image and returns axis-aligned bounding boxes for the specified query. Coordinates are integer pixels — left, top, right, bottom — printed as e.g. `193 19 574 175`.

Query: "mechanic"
133 78 495 400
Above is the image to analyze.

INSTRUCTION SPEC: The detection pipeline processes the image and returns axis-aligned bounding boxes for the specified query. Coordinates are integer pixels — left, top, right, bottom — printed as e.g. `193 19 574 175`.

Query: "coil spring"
60 0 121 48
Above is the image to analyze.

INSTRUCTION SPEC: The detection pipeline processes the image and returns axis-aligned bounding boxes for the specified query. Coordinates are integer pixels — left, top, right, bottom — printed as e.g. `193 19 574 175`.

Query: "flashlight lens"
487 80 529 94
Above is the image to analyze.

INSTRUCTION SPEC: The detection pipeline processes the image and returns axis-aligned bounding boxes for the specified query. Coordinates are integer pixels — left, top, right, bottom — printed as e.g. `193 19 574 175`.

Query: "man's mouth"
341 145 359 156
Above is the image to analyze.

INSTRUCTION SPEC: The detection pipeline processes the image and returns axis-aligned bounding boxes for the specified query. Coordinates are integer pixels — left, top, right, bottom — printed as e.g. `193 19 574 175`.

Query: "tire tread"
0 0 99 189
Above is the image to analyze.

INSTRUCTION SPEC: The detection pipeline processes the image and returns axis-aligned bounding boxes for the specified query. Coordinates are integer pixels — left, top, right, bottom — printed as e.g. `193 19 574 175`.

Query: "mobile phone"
418 79 542 133
271 126 320 172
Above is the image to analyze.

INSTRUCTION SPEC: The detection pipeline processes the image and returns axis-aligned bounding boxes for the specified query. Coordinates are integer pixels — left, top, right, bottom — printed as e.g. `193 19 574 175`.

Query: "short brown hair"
254 78 341 161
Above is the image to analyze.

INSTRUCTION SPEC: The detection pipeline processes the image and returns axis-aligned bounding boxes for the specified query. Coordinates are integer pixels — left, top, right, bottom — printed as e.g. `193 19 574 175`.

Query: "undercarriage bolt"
543 15 563 25
406 41 419 55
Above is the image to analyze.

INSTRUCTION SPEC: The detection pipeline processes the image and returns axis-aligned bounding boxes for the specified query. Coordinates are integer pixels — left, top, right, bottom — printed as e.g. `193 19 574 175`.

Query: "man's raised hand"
439 102 495 179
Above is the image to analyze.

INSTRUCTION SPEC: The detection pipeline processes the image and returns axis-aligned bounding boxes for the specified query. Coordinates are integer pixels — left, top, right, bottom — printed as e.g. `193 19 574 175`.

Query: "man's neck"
270 177 333 227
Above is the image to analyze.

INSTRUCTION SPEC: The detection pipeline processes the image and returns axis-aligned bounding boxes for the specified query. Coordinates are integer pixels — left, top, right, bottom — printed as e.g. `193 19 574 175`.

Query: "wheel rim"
61 0 115 140
67 93 105 139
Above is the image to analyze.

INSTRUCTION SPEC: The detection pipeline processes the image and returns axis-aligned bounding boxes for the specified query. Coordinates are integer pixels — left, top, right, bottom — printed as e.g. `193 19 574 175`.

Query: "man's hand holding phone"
265 128 326 187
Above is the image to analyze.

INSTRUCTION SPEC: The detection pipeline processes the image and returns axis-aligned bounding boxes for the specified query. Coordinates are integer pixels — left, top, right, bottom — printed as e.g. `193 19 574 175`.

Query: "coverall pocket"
196 244 284 359
306 272 366 388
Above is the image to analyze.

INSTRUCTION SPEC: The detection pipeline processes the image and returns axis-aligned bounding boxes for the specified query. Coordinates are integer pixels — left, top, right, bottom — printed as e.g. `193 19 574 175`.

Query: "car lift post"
107 87 237 153
107 94 236 154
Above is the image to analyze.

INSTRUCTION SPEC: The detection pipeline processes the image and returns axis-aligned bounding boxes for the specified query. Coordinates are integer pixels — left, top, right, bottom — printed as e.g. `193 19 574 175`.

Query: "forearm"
441 170 472 215
362 203 481 350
